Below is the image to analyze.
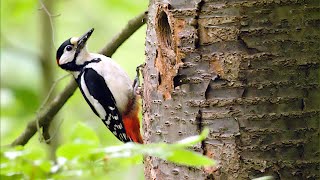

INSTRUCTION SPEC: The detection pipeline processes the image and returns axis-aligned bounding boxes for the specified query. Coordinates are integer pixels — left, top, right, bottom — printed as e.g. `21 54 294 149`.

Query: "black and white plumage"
55 28 141 143
78 67 130 142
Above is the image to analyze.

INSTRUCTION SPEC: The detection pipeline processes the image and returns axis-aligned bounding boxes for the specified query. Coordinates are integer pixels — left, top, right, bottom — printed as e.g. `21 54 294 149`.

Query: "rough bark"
143 0 319 179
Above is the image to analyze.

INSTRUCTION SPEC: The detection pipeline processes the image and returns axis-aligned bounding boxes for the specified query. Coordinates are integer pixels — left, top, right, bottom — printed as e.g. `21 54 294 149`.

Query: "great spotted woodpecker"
56 28 143 144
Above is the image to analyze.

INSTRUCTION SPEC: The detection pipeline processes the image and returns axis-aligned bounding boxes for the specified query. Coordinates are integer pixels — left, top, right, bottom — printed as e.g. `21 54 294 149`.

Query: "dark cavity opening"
157 11 172 49
158 72 162 85
173 74 188 88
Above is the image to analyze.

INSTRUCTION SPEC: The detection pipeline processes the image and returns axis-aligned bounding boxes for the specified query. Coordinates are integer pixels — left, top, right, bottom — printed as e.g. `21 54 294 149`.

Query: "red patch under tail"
122 108 143 144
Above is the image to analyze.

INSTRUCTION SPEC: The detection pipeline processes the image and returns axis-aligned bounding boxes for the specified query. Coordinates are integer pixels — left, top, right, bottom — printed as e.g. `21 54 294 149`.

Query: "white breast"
85 53 133 113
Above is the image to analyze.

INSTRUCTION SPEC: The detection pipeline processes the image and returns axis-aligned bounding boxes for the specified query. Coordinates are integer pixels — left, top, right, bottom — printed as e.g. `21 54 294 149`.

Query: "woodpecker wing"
78 68 131 142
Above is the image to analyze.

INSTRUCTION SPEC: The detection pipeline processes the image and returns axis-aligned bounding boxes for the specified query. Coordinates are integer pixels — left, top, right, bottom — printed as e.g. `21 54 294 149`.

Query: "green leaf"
175 128 209 148
0 174 24 180
2 150 25 160
23 147 46 160
70 122 100 145
56 128 214 173
56 143 98 160
1 146 28 161
91 129 215 167
167 149 215 167
36 160 52 173
56 123 103 160
103 154 143 171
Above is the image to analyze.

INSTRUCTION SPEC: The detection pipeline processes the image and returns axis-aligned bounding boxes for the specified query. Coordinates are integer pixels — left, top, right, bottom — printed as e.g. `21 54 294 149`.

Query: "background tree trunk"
39 0 61 161
143 0 319 179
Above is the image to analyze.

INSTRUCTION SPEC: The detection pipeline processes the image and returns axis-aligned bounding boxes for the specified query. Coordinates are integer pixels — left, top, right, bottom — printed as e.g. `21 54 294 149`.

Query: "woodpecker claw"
133 64 145 96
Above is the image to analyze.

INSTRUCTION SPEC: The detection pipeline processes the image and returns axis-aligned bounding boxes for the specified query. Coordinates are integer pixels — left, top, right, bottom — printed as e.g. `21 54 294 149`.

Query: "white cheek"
76 49 90 65
59 52 74 64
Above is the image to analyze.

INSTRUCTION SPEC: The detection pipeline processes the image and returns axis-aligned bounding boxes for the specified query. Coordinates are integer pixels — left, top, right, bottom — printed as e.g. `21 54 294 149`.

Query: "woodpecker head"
56 28 94 71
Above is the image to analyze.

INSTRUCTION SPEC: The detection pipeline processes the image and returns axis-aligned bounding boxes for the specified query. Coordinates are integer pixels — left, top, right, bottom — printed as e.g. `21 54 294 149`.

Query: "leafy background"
1 0 215 179
1 0 148 146
1 0 147 179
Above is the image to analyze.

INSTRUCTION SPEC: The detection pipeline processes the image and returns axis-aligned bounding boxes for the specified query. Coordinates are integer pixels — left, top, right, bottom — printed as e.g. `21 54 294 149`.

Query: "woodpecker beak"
76 28 94 51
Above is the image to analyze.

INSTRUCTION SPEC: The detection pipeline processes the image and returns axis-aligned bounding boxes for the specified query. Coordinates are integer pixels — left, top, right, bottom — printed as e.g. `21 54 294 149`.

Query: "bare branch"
36 74 70 143
10 11 147 146
11 78 78 146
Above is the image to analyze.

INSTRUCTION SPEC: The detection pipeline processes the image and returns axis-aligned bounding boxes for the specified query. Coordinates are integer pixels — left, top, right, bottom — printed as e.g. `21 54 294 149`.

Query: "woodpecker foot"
133 64 144 96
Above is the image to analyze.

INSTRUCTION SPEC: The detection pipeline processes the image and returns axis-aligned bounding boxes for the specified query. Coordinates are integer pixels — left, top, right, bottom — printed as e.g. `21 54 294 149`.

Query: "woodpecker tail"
123 68 144 144
122 101 143 144
123 114 143 144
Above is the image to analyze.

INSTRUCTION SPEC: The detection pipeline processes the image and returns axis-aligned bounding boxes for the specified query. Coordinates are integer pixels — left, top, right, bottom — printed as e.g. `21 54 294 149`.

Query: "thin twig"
41 74 72 109
38 0 58 47
10 11 147 146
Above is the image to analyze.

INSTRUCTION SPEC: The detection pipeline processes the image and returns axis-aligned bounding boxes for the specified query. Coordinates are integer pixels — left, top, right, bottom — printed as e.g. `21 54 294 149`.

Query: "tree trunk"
39 0 61 161
143 0 319 179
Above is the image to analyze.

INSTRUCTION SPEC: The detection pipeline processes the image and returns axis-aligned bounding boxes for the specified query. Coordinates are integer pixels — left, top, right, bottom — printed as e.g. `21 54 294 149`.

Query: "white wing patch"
80 75 106 119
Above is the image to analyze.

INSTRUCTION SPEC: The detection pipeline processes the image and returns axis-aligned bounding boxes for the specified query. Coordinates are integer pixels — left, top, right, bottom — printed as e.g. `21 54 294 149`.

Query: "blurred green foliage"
1 0 215 179
1 123 214 179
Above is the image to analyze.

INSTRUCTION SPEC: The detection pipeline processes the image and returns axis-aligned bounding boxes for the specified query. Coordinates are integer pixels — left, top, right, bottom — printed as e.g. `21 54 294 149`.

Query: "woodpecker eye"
65 45 73 51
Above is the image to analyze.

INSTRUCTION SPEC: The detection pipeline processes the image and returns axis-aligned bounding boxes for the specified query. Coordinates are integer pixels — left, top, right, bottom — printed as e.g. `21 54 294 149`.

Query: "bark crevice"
196 109 207 156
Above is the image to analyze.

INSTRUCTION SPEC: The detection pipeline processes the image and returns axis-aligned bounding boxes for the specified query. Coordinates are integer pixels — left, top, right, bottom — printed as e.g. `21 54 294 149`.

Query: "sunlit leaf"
3 150 25 160
50 157 67 173
252 176 274 180
167 149 215 167
90 129 215 167
175 128 209 148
